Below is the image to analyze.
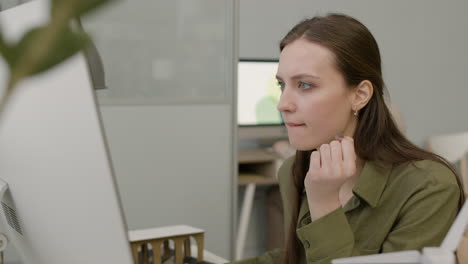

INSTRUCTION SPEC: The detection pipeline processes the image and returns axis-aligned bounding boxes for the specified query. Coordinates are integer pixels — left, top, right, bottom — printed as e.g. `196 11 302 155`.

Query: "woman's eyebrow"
276 73 320 80
291 73 320 80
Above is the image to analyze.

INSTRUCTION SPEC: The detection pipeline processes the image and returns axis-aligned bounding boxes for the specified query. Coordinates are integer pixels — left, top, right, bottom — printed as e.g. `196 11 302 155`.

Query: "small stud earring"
353 107 358 116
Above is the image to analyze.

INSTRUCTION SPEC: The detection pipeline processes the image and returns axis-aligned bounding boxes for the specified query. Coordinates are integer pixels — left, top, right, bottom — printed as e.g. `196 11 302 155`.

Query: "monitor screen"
0 1 133 263
237 60 283 126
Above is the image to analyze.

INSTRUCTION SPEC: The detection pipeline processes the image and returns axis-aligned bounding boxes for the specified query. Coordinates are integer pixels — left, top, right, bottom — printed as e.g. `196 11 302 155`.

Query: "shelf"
238 173 278 186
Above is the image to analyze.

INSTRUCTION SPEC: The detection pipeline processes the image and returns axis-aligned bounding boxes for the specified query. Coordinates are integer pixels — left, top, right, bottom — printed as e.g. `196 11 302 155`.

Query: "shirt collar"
352 160 392 208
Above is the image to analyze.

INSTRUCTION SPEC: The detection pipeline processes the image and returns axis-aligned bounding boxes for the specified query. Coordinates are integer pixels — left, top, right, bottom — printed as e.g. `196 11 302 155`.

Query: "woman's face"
276 39 356 151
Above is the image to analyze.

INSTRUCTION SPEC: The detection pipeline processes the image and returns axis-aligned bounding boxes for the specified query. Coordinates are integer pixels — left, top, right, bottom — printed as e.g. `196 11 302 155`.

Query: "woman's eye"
277 81 285 91
298 82 314 90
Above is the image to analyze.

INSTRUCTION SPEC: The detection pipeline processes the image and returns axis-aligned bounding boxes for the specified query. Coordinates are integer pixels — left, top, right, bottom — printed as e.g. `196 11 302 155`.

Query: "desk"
129 225 229 264
236 148 283 260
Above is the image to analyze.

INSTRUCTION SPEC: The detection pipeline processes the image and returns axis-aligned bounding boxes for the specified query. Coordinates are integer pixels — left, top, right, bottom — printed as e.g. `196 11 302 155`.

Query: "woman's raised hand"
304 135 357 220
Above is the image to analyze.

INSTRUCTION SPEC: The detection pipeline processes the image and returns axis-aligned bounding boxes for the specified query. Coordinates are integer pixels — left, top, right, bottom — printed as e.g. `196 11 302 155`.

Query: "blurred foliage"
0 0 115 113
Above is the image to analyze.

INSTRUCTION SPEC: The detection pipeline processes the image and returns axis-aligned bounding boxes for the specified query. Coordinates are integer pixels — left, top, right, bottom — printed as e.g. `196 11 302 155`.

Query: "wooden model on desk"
128 225 204 264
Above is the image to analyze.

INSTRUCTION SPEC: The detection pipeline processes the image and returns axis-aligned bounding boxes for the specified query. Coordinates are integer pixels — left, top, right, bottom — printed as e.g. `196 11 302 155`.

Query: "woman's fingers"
308 136 356 177
341 136 356 161
341 136 357 175
319 144 332 169
330 140 343 163
310 150 321 170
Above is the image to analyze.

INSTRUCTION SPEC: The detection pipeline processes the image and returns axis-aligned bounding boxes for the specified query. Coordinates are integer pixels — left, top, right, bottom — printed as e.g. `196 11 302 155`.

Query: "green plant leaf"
0 33 13 61
51 0 115 18
0 33 5 52
8 26 90 78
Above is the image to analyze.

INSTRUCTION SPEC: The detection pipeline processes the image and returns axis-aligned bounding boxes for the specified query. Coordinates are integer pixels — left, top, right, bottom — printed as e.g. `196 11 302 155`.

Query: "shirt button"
302 217 312 225
304 240 310 248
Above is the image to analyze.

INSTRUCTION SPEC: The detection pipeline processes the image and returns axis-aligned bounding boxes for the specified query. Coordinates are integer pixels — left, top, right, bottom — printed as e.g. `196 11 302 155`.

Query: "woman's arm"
295 180 460 264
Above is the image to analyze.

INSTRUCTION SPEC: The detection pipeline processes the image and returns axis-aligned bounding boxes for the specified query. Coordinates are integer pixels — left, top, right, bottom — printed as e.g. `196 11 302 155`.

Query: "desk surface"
238 148 279 164
129 225 204 242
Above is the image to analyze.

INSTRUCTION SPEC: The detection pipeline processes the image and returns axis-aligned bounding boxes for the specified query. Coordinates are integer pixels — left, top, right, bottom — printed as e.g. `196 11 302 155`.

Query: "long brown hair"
279 14 466 264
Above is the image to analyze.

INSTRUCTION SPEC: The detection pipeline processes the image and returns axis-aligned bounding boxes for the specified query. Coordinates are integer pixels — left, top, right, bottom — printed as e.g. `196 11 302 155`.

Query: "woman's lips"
285 122 305 127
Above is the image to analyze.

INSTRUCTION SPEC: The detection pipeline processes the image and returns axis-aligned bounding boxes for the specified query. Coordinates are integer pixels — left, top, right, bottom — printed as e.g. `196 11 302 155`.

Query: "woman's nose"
277 89 296 113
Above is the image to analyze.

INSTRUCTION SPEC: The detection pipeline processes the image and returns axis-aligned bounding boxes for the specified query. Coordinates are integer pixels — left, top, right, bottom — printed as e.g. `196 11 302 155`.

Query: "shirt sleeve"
294 181 460 264
295 207 357 263
381 181 460 252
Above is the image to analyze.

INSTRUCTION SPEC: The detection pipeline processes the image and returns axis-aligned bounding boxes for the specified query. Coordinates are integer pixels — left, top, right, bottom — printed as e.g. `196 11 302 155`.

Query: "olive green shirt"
230 157 461 264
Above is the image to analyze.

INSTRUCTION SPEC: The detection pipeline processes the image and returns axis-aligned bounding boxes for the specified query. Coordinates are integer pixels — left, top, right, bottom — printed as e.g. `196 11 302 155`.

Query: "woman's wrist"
307 195 341 221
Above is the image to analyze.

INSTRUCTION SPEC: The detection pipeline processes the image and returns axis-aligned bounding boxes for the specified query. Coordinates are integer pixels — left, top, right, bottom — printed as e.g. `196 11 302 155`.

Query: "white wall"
240 0 468 146
99 104 235 258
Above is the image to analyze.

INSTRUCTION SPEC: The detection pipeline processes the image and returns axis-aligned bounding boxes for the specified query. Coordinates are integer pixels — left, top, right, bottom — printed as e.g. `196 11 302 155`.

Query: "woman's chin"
288 140 318 151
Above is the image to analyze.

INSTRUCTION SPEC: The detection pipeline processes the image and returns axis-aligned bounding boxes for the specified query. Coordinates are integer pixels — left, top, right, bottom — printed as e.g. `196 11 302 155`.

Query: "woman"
232 13 465 264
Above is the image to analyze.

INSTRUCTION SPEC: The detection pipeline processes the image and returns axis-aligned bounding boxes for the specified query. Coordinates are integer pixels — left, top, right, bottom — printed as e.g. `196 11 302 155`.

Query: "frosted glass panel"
83 0 230 103
0 0 34 11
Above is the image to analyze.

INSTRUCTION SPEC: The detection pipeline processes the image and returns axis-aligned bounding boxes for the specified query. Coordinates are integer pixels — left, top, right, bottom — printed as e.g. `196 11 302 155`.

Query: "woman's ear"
351 80 373 111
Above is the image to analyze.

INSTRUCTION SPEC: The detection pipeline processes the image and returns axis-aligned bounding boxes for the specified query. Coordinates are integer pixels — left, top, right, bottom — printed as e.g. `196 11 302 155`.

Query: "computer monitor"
0 1 134 263
237 59 287 141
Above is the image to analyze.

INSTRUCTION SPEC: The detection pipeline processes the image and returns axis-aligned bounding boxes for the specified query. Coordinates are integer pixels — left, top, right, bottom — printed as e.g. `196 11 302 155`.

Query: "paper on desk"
331 250 420 264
